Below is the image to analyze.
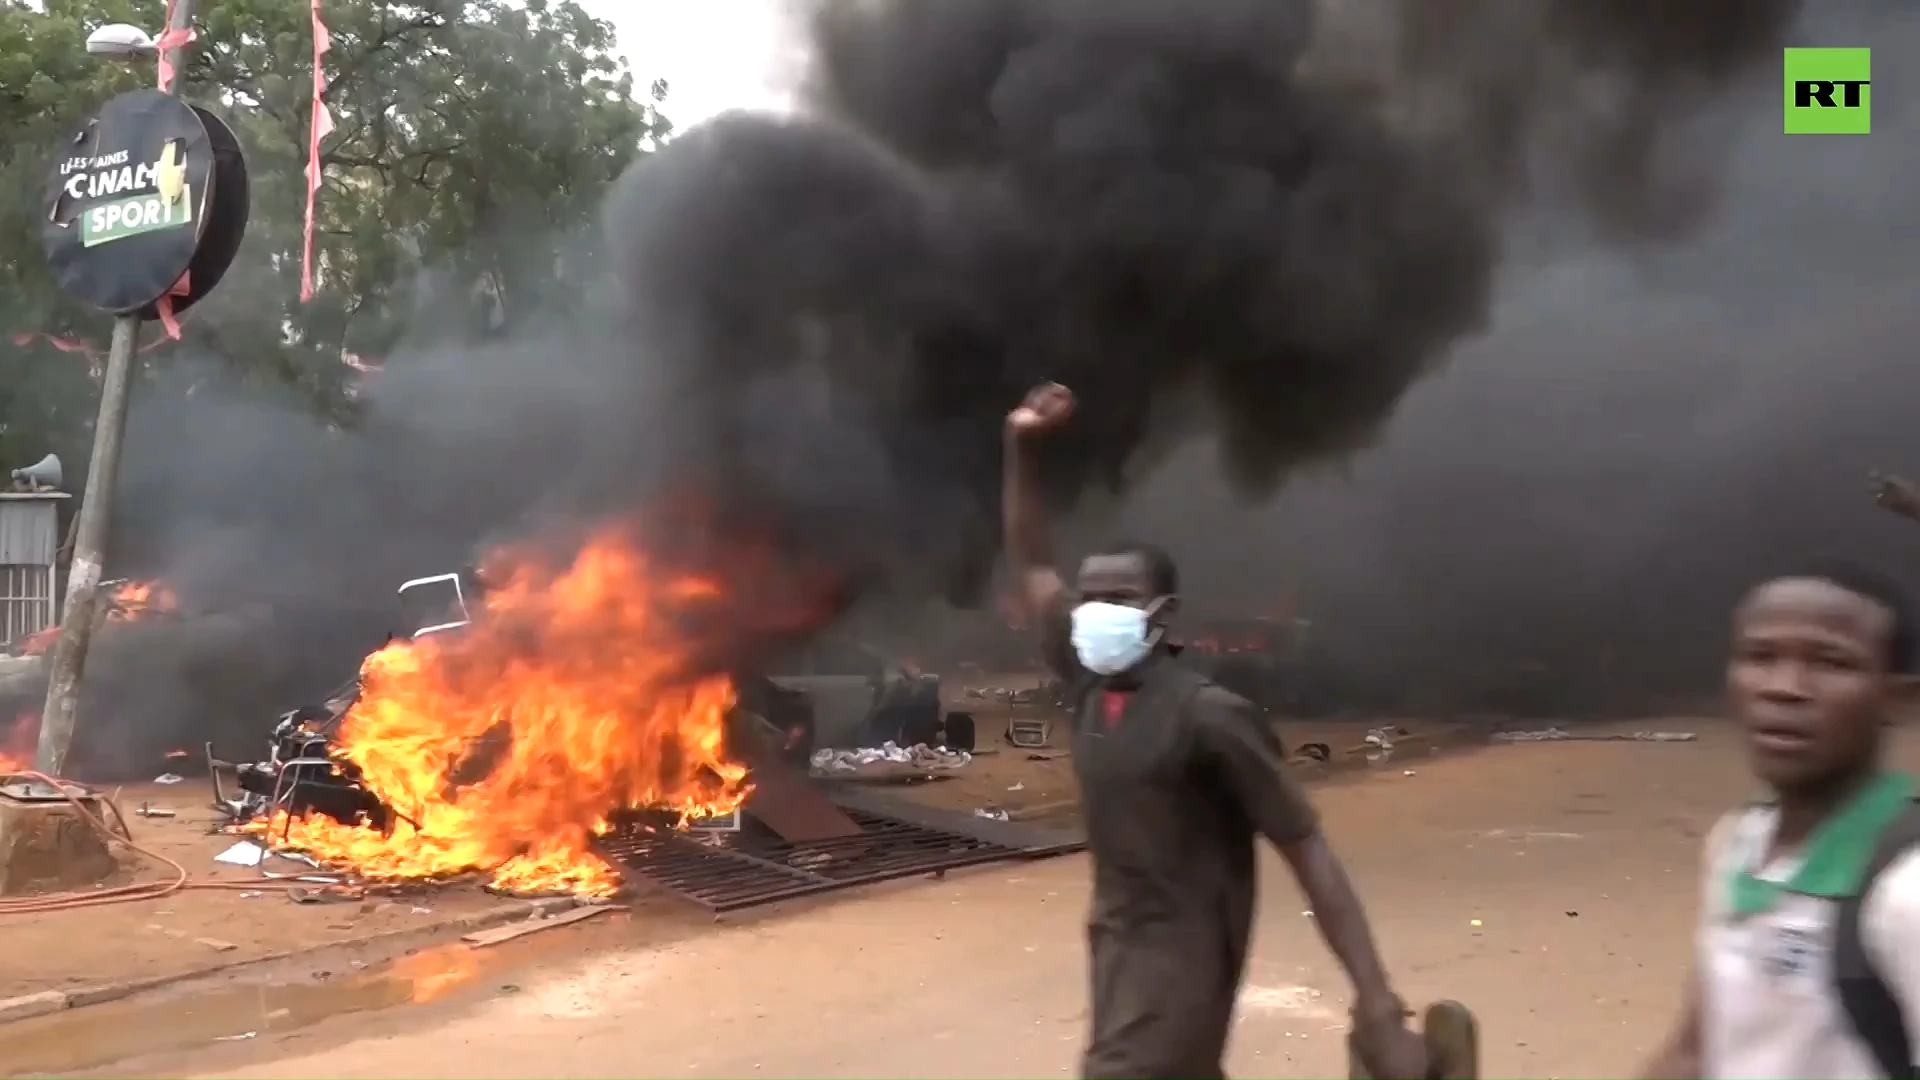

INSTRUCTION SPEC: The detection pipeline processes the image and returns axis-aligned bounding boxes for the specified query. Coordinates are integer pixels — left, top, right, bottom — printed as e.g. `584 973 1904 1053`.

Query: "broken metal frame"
598 757 1087 915
204 671 413 837
596 807 1040 914
397 572 472 638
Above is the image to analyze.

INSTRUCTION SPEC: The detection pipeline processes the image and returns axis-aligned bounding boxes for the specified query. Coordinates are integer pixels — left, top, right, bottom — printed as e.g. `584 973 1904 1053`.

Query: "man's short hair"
1095 540 1180 597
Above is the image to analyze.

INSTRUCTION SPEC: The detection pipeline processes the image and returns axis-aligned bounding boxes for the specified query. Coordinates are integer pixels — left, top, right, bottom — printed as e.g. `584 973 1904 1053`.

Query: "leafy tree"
0 0 161 468
0 0 667 464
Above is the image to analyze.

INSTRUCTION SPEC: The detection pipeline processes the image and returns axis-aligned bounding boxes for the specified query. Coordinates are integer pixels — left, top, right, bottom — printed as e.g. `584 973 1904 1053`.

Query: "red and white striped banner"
301 0 334 303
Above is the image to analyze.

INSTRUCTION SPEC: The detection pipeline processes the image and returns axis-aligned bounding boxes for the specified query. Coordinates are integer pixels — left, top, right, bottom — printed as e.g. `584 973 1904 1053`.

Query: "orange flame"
271 528 755 896
14 578 179 656
0 713 38 774
109 580 179 621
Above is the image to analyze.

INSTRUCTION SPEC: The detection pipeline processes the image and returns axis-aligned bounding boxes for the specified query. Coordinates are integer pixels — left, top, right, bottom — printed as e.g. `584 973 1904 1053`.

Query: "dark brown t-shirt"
1043 598 1318 1078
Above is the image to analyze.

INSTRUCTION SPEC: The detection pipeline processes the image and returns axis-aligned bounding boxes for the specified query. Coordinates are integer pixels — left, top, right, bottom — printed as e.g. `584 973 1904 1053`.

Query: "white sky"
583 0 803 127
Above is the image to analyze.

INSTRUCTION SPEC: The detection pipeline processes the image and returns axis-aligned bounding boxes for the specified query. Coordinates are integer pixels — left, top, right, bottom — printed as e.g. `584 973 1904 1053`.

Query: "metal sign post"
33 0 249 775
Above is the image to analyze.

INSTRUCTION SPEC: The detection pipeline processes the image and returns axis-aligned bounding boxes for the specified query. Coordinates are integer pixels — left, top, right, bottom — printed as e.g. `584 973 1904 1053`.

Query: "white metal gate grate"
0 564 57 650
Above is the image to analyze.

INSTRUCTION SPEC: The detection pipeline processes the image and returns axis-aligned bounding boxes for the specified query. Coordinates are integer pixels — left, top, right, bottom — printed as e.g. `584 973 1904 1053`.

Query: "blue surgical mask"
1070 600 1164 675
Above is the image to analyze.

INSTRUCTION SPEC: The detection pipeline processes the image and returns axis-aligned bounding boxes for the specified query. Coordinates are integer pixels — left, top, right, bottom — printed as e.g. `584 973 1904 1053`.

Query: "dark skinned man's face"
1075 549 1175 668
1727 578 1904 792
1077 552 1155 606
1075 551 1178 638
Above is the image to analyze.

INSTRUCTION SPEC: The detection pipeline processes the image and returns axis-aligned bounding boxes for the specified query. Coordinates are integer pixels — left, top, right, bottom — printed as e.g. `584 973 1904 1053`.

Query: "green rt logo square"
1785 47 1871 134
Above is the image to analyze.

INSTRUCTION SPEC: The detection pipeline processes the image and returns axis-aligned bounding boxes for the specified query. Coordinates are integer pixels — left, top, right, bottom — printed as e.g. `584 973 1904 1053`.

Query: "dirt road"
42 721 1911 1080
0 783 511 1002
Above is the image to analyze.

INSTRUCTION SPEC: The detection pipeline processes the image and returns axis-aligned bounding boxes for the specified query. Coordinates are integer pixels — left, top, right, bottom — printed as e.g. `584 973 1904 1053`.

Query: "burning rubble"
0 713 33 774
10 578 180 657
0 579 181 774
240 526 773 897
103 579 179 621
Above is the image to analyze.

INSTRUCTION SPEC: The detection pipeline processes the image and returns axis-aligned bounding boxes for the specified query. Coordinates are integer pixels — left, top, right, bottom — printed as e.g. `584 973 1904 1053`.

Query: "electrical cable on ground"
0 770 301 914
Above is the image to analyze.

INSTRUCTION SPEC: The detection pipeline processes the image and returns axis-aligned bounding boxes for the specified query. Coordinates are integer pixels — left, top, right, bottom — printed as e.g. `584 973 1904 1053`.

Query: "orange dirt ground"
17 718 1910 1079
0 703 1614 1007
0 784 508 1002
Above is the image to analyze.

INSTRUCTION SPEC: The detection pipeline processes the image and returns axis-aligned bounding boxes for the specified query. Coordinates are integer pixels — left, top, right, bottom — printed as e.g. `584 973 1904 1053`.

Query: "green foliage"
0 0 667 466
0 0 160 467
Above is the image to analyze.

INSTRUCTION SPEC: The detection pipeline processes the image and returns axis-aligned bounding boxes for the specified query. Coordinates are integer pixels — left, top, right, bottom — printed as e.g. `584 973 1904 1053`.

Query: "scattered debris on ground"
0 783 509 1001
809 742 971 778
0 674 1506 1004
1492 727 1697 743
962 679 1069 707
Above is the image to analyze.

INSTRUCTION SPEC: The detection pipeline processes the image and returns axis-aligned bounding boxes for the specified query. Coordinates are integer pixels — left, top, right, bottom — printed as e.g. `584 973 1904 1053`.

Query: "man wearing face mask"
1004 382 1427 1080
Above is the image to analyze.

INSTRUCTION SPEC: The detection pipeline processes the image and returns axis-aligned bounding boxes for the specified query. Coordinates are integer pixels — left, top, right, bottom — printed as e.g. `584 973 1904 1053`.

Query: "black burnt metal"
596 807 1035 914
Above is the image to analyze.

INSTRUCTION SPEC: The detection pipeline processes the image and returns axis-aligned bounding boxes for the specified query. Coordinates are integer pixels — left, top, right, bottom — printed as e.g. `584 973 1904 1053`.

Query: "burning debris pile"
198 522 1083 914
0 718 31 775
220 526 768 897
0 579 183 774
4 578 181 660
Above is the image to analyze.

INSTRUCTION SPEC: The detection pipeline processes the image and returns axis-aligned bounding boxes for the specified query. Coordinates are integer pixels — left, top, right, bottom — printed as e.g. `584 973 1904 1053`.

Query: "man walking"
1642 564 1920 1078
1002 382 1427 1079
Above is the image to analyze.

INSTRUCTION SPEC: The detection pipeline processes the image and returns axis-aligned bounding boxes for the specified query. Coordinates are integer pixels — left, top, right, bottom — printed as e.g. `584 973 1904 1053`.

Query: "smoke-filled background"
21 0 1918 773
1120 0 1920 714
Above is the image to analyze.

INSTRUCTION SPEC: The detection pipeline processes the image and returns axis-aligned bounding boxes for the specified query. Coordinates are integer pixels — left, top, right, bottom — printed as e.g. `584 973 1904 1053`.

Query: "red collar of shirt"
1101 688 1131 728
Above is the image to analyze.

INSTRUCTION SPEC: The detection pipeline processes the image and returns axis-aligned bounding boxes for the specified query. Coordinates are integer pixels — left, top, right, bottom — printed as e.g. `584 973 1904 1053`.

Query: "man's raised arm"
1003 383 1076 618
1870 470 1920 523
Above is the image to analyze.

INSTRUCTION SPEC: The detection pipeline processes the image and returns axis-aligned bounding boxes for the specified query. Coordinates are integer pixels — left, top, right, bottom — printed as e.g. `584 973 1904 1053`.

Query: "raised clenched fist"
1870 470 1920 520
1006 382 1075 435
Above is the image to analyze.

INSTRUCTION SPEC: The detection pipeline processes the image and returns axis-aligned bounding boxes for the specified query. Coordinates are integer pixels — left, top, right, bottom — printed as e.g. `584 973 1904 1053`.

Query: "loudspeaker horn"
11 454 63 490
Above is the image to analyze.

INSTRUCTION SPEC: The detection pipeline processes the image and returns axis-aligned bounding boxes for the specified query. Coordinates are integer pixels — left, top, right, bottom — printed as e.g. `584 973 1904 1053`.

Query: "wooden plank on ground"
460 904 621 948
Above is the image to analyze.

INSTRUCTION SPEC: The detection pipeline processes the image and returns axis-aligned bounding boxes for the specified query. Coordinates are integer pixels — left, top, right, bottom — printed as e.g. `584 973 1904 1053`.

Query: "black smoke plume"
10 0 1844 774
607 0 1799 605
1119 1 1920 716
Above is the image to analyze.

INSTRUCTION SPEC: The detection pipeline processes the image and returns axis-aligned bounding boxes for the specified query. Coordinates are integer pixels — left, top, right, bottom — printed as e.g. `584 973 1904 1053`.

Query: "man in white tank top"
1642 565 1920 1079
